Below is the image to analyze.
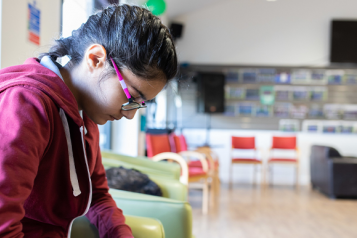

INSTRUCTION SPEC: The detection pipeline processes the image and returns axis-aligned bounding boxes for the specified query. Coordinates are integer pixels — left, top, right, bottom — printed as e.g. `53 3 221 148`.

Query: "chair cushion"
188 167 207 177
188 160 219 169
232 158 261 163
269 158 297 162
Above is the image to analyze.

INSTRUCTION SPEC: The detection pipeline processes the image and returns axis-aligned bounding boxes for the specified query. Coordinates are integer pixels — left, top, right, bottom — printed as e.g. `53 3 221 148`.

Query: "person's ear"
85 44 107 73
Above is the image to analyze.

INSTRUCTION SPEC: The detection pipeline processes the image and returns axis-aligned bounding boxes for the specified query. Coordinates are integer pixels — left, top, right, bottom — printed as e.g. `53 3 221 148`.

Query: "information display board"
28 1 41 45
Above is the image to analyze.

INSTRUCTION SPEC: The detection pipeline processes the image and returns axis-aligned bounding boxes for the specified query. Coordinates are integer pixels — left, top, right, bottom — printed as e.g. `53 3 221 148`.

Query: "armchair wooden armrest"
152 152 189 185
179 151 209 173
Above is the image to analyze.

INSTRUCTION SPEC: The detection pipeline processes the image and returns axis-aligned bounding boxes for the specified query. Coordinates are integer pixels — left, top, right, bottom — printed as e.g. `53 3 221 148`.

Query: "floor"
189 184 357 238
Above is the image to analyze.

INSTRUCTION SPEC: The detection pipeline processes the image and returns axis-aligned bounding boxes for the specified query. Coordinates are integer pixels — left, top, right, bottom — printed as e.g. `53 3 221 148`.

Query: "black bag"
106 166 163 197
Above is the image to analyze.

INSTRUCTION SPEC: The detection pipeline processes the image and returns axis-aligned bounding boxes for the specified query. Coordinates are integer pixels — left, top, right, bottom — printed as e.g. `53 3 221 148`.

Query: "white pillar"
111 113 140 157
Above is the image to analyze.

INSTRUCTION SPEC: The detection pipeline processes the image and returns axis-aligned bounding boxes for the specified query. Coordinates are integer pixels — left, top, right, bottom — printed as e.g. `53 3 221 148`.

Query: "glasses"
110 57 147 111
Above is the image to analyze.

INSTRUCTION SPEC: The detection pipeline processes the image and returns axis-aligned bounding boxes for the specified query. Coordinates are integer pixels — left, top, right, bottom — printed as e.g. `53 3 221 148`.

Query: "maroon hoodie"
0 58 133 238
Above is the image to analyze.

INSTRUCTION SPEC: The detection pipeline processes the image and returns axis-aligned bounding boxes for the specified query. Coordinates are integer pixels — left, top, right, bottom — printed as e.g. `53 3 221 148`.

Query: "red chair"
173 134 188 153
174 134 220 176
146 133 175 157
146 133 210 214
146 133 188 184
230 136 263 187
267 136 299 187
173 134 220 205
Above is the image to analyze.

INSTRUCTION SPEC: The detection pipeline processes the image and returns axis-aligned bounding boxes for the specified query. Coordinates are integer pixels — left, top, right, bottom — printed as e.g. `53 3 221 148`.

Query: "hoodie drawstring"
59 108 81 197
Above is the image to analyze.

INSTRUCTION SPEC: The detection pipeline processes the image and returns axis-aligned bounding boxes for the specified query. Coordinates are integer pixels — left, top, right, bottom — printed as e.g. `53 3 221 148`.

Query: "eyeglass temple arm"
110 57 132 99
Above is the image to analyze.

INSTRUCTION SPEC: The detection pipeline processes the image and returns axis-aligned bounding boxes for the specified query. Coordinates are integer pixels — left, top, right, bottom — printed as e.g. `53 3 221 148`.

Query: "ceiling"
165 0 217 19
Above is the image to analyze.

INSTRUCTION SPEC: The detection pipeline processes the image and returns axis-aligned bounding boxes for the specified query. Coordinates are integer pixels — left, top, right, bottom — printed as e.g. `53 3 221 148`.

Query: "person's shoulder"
0 85 54 114
0 85 53 138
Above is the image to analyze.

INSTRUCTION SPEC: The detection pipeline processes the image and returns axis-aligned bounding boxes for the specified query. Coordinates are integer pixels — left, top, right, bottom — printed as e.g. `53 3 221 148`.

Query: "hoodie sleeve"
0 87 51 238
86 146 133 238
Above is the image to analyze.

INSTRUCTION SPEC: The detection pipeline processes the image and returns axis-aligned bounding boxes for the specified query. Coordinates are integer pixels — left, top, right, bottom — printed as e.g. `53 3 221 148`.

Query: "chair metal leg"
215 169 220 190
202 179 209 215
267 163 270 186
229 163 233 189
209 170 220 207
295 163 299 189
253 164 257 187
209 176 215 207
261 163 265 186
269 164 273 187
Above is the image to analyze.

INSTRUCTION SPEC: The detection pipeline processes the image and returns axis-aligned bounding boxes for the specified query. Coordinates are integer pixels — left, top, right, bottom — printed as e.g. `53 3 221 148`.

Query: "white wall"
0 0 62 68
173 0 357 66
183 128 357 186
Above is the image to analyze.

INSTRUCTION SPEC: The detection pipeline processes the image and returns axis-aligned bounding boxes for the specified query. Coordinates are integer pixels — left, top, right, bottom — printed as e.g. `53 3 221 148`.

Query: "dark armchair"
310 145 357 198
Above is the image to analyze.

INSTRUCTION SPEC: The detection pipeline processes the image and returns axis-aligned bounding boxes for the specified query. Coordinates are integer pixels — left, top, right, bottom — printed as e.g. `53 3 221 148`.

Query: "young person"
0 4 177 238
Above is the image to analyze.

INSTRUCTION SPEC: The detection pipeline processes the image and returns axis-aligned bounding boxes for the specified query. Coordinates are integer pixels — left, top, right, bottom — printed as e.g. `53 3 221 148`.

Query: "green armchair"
101 151 181 181
101 151 194 238
111 189 193 238
71 215 165 238
101 152 188 202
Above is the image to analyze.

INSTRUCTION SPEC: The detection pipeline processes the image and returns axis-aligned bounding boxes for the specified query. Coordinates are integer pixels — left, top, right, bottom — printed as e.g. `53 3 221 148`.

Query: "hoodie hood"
0 58 132 238
0 58 83 127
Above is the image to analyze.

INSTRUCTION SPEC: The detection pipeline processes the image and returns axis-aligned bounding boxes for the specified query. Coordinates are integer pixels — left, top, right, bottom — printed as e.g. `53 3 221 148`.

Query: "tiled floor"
189 184 357 238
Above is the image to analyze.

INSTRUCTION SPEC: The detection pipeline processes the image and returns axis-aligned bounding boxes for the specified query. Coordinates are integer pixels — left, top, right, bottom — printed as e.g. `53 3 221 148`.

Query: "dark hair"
41 4 178 81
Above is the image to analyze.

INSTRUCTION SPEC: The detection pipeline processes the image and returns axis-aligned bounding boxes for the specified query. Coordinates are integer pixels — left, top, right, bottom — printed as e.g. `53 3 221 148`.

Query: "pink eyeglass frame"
110 57 146 111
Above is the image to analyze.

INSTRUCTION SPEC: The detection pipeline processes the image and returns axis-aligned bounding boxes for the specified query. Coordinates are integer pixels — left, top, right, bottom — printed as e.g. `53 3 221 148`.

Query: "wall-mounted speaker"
170 23 184 40
196 72 225 113
330 20 357 64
